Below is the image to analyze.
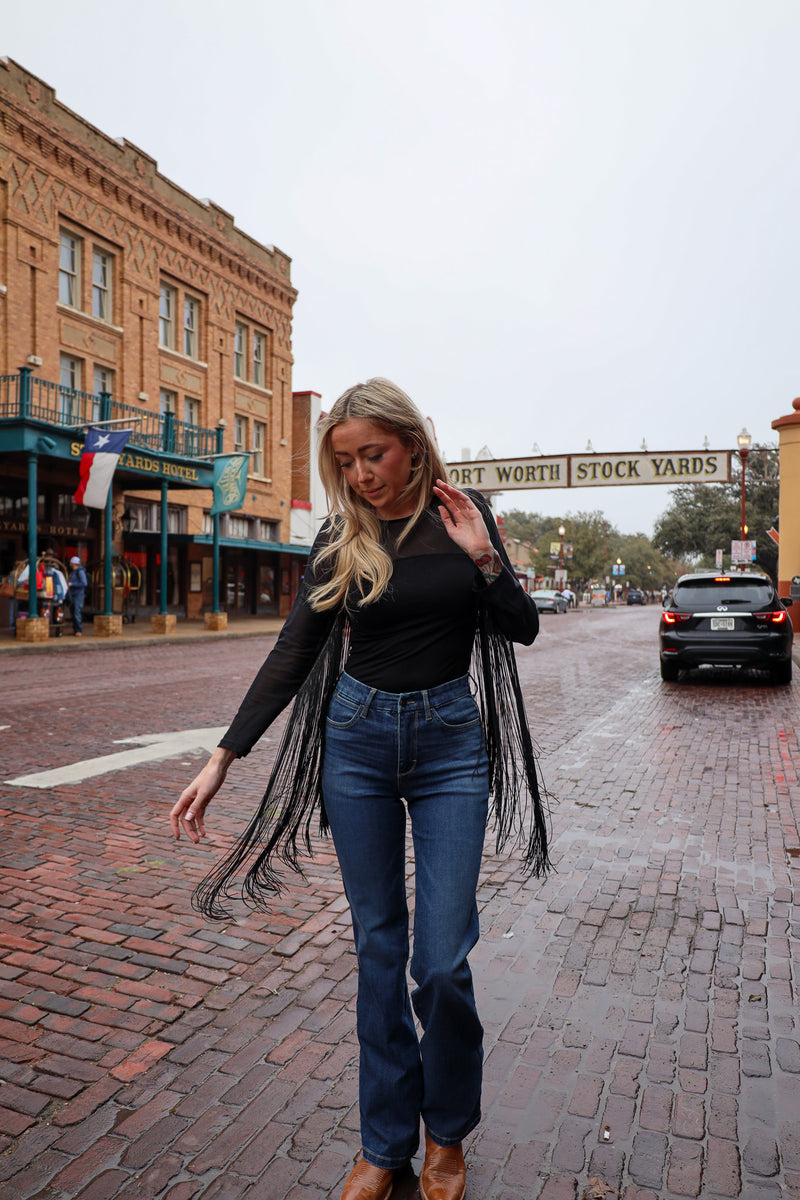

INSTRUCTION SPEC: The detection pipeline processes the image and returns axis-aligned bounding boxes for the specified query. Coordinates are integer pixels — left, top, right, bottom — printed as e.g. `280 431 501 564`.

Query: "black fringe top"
194 494 552 919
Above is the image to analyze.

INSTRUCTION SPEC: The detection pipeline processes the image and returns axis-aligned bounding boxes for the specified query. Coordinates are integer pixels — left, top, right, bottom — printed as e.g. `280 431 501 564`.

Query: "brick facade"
0 59 312 624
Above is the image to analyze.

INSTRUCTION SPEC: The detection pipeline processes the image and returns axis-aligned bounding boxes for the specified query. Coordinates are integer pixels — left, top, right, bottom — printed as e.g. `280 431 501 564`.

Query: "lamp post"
558 524 565 572
737 427 751 542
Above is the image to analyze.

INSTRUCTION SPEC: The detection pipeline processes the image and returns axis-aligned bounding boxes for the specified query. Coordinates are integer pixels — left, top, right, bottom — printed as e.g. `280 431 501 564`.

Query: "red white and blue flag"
73 427 132 509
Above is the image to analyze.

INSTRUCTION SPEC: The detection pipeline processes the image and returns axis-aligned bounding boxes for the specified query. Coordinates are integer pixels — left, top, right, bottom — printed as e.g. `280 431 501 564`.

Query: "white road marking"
6 727 228 788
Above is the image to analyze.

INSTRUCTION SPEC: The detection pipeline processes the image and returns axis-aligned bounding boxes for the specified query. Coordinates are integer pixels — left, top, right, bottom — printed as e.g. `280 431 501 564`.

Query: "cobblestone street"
1 604 798 1199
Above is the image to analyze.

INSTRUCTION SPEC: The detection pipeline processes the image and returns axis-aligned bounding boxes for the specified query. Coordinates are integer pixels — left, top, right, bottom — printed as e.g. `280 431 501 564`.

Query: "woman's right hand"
170 747 236 844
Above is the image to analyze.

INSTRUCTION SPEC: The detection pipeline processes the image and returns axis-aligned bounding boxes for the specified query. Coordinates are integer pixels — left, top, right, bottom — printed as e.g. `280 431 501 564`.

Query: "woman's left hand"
433 479 494 560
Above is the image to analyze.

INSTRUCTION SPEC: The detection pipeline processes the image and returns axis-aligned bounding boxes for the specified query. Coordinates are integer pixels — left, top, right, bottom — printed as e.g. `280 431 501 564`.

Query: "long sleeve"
470 491 539 646
218 528 339 757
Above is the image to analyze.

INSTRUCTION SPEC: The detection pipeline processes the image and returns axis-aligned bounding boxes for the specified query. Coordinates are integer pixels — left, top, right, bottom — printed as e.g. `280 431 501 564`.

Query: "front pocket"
430 694 481 730
325 691 363 730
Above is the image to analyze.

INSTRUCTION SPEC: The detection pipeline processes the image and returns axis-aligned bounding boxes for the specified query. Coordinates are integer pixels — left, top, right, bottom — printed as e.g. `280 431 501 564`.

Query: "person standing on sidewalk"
67 556 87 637
171 378 550 1200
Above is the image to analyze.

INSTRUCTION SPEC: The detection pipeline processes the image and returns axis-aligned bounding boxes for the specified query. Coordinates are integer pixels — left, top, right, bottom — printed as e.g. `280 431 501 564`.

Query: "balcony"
0 371 217 460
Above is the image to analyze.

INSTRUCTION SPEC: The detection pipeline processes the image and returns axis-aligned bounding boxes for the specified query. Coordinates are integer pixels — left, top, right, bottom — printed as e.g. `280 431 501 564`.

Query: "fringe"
192 614 349 919
193 602 551 919
472 603 552 877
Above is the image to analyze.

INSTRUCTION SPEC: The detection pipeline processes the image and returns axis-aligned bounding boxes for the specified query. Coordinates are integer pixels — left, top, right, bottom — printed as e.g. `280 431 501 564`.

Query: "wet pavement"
0 604 798 1199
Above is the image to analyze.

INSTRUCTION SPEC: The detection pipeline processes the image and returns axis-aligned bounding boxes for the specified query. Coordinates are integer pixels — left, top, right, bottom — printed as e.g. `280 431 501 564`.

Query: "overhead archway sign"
447 450 731 492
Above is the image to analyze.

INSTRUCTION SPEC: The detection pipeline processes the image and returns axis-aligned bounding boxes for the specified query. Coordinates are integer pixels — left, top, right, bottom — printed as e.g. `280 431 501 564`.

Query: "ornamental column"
771 397 800 633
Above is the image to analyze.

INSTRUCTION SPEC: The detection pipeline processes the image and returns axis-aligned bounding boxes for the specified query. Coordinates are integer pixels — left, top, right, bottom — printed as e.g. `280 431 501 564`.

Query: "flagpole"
212 422 225 616
101 391 113 619
27 449 38 620
212 513 220 614
103 486 113 617
159 481 168 617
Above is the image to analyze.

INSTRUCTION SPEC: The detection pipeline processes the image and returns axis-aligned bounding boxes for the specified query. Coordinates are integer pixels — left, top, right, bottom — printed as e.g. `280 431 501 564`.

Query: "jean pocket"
326 691 363 730
430 693 482 730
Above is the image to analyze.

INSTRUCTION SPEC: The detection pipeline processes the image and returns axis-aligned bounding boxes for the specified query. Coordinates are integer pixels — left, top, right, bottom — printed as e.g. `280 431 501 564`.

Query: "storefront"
0 372 311 631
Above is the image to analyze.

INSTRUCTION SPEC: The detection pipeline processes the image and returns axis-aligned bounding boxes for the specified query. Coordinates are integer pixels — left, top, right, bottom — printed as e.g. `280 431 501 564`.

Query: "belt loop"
361 687 377 717
422 688 432 720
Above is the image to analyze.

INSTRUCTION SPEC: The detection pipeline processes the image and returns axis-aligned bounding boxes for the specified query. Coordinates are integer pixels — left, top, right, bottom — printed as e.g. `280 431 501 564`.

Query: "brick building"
0 58 316 632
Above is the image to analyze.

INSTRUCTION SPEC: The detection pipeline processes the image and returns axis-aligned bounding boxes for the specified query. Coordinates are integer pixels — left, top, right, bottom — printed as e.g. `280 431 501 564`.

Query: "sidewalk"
0 615 285 656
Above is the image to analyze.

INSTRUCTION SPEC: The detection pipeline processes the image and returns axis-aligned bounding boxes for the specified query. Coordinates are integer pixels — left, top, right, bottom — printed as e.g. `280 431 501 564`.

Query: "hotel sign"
70 441 202 483
447 451 731 492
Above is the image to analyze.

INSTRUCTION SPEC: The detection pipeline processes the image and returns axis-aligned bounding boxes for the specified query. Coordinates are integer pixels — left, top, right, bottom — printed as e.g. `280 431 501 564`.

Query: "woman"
171 378 549 1200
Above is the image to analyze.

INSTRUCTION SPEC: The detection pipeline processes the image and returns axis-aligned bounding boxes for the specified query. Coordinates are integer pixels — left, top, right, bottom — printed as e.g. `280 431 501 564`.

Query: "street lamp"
558 524 565 572
737 427 751 542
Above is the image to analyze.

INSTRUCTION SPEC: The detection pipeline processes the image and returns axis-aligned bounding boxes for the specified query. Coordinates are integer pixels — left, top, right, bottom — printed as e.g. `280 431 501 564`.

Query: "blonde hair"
309 378 448 611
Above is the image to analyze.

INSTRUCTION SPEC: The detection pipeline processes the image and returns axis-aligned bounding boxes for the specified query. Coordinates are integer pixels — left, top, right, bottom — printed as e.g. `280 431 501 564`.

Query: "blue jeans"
69 589 85 634
322 672 489 1169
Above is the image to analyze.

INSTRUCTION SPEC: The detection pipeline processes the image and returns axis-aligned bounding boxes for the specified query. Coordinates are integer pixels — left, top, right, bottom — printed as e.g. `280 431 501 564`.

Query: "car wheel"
660 659 680 682
771 660 792 685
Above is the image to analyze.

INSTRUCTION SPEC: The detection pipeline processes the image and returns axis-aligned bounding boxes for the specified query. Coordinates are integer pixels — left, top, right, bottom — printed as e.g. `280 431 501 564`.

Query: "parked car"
659 572 793 684
627 587 646 605
532 588 569 614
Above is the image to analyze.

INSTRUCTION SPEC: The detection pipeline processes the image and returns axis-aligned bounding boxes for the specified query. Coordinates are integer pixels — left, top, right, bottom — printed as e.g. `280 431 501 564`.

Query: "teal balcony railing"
0 371 216 459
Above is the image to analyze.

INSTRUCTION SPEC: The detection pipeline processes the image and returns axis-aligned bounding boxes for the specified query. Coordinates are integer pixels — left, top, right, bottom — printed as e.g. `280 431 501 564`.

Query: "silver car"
532 588 569 614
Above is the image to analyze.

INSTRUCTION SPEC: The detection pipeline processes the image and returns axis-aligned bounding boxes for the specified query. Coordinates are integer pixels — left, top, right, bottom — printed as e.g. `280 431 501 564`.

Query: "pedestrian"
67 555 87 637
170 378 550 1200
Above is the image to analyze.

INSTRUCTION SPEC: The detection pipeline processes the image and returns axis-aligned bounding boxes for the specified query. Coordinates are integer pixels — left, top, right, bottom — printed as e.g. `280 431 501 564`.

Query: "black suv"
659 572 793 684
627 588 646 605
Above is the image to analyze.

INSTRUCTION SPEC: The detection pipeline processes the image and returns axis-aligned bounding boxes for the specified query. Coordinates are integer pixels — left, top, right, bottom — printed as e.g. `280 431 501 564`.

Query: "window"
234 415 247 454
167 506 187 534
234 318 268 385
234 322 246 379
56 493 83 523
60 354 81 391
124 501 186 534
226 515 250 539
59 231 81 307
253 421 265 476
258 519 279 542
253 331 265 386
94 365 113 396
159 389 177 449
159 283 176 348
93 366 114 422
59 354 82 422
92 249 112 321
183 296 199 358
184 398 200 425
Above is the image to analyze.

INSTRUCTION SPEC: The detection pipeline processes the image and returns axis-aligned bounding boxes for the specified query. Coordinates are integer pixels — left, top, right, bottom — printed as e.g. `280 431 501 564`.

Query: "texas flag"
73 427 132 509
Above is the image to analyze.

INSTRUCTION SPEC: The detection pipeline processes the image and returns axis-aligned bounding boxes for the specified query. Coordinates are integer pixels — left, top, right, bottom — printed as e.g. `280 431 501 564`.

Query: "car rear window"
674 579 773 607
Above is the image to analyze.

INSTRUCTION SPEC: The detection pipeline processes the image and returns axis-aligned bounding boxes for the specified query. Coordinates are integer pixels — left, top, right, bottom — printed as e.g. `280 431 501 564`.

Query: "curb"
0 620 284 657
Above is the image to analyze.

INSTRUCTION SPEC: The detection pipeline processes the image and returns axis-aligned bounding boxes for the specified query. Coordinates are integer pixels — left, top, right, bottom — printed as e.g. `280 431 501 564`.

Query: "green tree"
653 444 778 579
502 506 688 591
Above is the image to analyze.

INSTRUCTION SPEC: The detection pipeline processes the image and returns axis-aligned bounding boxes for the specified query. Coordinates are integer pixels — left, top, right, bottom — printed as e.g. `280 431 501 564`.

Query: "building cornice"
0 58 297 311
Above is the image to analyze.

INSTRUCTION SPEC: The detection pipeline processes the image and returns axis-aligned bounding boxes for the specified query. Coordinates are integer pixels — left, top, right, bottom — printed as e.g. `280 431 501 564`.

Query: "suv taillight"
662 612 691 624
754 610 788 624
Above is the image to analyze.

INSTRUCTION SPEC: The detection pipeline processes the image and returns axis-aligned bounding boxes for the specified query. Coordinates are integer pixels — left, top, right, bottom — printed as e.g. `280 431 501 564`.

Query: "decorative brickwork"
204 611 228 631
150 613 177 634
15 615 49 642
93 614 122 637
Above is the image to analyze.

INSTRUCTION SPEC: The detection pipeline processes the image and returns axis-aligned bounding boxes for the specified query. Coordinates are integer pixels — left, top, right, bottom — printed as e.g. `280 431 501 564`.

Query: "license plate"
711 617 735 631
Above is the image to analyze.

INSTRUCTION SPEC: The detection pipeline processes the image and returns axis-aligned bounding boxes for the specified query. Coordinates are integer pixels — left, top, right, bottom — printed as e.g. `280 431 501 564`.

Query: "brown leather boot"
340 1156 396 1200
419 1131 466 1200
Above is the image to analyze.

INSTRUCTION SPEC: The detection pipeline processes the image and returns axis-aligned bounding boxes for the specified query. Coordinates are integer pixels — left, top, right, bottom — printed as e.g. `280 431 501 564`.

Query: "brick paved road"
0 606 798 1199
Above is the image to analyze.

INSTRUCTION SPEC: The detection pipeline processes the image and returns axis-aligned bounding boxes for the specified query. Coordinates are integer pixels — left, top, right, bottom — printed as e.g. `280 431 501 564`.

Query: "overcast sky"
4 1 798 535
